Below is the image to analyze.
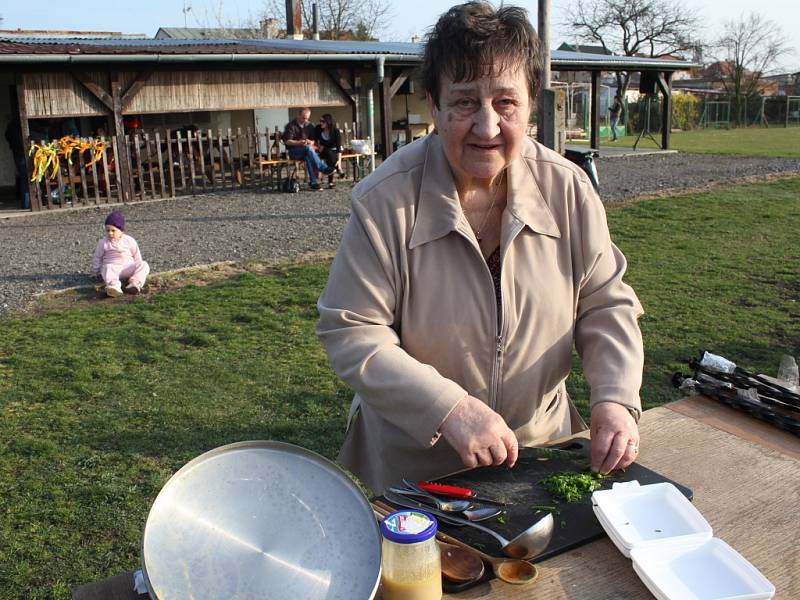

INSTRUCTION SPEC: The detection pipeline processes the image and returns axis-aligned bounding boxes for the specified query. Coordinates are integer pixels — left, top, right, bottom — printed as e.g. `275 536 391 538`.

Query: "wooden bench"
340 151 375 182
256 151 375 190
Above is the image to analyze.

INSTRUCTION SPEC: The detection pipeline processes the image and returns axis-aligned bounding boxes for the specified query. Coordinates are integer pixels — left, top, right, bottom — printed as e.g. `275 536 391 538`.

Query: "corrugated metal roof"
0 37 422 57
551 50 700 70
0 37 697 70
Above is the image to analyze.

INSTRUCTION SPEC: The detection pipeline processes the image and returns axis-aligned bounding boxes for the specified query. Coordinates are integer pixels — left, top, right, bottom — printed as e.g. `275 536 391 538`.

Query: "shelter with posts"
0 33 695 212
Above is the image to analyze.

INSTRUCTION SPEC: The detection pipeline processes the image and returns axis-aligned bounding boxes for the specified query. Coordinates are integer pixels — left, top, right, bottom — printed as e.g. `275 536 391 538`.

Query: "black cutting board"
381 437 692 592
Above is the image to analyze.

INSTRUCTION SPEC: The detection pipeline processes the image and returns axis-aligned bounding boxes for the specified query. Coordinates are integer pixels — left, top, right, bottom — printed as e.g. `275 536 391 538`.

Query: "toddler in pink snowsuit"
91 211 150 297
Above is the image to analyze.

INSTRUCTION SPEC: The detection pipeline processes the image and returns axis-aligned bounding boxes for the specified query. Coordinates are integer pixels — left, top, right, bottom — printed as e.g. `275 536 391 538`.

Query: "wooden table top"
444 396 799 599
73 396 799 600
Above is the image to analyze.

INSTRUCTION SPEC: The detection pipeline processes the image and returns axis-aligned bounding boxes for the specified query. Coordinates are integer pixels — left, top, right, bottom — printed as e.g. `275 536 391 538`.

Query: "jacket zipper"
490 221 524 410
460 220 522 411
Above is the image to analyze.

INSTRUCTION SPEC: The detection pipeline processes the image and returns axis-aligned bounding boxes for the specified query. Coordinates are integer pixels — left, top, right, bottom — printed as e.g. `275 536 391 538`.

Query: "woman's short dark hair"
421 1 544 108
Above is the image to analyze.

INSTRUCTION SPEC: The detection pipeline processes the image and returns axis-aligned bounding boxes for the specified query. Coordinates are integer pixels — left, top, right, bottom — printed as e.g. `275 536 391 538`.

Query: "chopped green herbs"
530 504 557 512
539 470 606 502
496 514 506 524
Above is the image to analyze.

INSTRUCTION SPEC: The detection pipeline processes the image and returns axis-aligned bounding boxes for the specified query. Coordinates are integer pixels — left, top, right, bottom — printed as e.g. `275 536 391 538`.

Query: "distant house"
557 43 613 55
155 22 282 40
675 61 780 96
762 72 800 96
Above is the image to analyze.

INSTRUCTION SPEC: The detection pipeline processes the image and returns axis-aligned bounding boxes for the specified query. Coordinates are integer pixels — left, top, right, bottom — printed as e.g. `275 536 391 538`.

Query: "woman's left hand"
589 402 639 474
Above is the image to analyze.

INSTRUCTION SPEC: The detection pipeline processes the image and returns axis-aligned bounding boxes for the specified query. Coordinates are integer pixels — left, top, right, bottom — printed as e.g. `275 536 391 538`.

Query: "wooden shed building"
0 35 695 211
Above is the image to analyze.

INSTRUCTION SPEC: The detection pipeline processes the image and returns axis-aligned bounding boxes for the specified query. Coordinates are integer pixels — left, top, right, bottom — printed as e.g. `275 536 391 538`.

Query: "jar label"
384 511 433 536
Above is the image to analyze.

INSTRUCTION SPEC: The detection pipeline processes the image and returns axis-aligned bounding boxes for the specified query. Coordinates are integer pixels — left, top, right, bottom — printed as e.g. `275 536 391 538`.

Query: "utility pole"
536 0 560 151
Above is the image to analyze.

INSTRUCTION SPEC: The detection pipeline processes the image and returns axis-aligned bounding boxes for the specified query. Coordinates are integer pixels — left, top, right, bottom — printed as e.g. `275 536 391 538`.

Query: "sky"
2 0 799 71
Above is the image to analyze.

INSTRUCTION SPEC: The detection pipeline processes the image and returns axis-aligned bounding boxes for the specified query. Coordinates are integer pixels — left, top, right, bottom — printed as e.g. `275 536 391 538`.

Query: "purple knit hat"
105 211 125 231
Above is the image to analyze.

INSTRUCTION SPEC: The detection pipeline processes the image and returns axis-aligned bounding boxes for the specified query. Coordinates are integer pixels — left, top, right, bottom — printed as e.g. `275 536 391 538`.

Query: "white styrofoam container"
592 481 712 551
592 481 775 600
631 538 776 600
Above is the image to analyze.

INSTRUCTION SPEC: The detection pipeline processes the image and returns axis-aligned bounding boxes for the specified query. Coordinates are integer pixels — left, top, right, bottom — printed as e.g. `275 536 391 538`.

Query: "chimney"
312 3 320 40
286 0 303 40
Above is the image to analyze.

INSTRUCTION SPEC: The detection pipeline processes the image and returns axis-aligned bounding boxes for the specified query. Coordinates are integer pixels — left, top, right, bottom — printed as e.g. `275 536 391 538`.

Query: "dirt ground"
1 150 798 316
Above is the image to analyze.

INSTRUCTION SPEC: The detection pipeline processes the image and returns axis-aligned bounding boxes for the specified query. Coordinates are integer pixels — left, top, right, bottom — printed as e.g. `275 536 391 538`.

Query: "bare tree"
561 0 703 117
714 13 793 123
260 0 392 40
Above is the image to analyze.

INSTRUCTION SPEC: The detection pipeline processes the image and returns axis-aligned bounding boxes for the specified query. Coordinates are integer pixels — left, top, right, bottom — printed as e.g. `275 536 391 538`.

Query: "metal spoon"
389 491 502 522
384 490 553 560
388 485 474 513
462 505 505 522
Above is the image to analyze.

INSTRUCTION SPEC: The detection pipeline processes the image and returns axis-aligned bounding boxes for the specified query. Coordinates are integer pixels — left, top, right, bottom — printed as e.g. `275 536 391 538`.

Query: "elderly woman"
317 1 644 493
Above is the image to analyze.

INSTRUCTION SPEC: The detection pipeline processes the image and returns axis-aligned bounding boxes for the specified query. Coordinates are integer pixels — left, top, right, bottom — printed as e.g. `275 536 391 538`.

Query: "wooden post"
186 130 197 195
133 134 145 201
111 135 123 202
77 146 90 203
197 131 207 193
100 138 112 204
89 150 100 204
217 130 226 190
124 134 136 202
144 133 157 199
155 132 166 198
378 74 393 159
176 130 186 193
590 71 600 150
165 129 176 198
206 129 216 192
15 77 40 211
110 78 131 202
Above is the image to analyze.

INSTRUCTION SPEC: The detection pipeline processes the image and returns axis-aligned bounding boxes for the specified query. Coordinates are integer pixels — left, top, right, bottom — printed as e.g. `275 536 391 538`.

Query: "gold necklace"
469 171 505 241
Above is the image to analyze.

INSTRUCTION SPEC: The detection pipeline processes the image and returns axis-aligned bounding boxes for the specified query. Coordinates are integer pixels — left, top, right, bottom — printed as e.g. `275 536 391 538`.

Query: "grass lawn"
570 126 800 158
1 177 799 597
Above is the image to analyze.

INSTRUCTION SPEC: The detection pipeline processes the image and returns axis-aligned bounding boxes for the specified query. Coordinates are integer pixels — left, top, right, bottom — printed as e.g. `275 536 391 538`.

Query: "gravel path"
1 152 798 316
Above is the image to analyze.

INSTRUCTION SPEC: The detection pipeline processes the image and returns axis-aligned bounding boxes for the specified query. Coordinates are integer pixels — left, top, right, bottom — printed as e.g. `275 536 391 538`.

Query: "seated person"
283 108 333 191
315 114 344 188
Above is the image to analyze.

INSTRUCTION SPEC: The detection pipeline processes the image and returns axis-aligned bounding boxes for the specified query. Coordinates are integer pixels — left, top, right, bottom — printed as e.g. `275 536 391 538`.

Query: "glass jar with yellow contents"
380 510 442 600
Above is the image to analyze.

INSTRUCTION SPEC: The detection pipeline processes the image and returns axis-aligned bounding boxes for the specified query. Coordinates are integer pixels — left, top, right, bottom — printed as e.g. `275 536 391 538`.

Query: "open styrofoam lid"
630 538 775 600
592 481 712 550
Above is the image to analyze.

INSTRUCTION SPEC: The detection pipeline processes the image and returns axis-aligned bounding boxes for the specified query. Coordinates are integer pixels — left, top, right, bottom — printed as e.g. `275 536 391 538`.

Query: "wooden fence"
28 122 373 211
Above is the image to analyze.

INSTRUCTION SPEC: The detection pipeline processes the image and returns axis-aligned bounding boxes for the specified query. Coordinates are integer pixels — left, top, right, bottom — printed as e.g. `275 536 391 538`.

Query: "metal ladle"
384 490 553 560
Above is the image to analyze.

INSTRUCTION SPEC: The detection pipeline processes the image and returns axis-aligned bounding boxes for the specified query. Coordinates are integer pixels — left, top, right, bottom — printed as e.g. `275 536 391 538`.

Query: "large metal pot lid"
141 440 382 599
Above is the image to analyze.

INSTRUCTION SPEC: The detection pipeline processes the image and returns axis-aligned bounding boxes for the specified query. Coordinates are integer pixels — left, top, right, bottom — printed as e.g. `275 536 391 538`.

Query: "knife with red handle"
417 481 508 506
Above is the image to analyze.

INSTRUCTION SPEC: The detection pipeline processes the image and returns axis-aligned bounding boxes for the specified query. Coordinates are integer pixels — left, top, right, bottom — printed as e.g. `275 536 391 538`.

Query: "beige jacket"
317 134 644 493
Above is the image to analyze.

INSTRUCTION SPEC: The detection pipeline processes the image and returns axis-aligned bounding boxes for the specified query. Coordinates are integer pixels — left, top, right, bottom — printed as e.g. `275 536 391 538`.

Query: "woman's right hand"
440 395 519 469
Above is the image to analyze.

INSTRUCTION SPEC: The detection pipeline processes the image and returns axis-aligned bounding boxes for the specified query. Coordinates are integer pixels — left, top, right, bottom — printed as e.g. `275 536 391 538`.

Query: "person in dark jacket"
4 116 31 210
283 108 333 191
315 114 344 188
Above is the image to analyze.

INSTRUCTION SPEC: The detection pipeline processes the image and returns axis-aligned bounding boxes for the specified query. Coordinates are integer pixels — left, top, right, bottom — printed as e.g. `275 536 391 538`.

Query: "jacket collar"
409 135 560 249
